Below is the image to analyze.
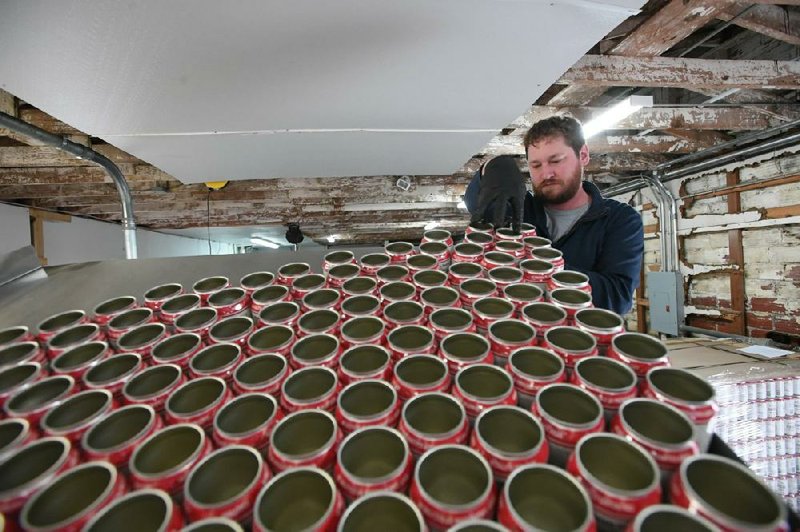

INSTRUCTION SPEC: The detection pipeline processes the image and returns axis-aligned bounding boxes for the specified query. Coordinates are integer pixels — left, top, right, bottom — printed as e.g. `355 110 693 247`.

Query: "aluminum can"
338 344 393 385
608 332 670 378
188 342 243 382
386 325 436 361
575 308 624 356
4 374 75 425
392 355 451 401
81 404 162 468
487 319 537 367
239 271 275 296
192 275 230 303
232 353 290 396
335 379 401 434
398 392 468 457
209 287 251 319
93 295 138 327
334 428 413 502
37 309 89 344
472 296 514 334
151 332 205 370
507 347 566 409
122 364 185 412
547 270 592 293
250 285 291 316
212 392 283 451
383 301 426 330
452 364 517 421
571 356 638 422
280 366 340 414
246 324 295 358
0 362 45 410
159 294 202 327
544 326 598 369
276 263 311 286
40 388 115 443
117 323 170 363
360 253 392 277
208 316 254 349
84 488 184 532
338 491 425 531
164 377 232 431
267 409 341 472
440 332 493 374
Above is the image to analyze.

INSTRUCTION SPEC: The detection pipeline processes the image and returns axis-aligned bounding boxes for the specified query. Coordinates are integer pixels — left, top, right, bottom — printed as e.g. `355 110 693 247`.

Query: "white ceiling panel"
0 0 642 180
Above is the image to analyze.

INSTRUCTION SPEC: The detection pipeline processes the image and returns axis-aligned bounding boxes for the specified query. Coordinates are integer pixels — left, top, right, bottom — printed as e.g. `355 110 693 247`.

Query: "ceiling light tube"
250 237 279 249
581 95 653 139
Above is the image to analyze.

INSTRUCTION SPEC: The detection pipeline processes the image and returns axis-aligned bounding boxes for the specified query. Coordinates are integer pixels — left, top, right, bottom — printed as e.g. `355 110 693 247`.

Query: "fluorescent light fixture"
456 200 467 210
327 234 340 243
424 221 439 230
250 237 279 249
582 95 653 139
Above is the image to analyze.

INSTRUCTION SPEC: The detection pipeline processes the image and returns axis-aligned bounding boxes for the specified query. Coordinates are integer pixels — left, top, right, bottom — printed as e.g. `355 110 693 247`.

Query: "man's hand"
470 155 526 233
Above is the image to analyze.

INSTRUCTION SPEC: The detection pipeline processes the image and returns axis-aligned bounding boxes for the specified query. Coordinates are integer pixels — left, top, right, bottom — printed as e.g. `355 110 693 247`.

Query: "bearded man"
464 116 644 315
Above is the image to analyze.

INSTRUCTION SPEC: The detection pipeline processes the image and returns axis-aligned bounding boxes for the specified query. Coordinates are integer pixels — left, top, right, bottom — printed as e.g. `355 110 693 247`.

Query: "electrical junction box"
647 271 684 336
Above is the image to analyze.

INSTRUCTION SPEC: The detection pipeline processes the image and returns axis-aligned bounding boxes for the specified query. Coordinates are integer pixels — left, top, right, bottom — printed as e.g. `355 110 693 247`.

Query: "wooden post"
28 208 71 266
726 169 747 336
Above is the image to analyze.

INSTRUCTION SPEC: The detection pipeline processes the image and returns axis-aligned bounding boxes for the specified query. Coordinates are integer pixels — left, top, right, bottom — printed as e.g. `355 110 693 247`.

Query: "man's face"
527 135 589 205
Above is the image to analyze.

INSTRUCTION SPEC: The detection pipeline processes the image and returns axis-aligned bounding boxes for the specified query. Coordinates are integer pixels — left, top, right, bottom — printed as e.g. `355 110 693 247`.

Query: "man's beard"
533 167 582 205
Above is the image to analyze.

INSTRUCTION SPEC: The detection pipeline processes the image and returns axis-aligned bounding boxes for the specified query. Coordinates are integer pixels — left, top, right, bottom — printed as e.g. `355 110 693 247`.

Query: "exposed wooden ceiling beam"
459 152 673 174
548 0 734 106
718 4 800 46
482 133 722 157
559 55 800 90
0 145 141 167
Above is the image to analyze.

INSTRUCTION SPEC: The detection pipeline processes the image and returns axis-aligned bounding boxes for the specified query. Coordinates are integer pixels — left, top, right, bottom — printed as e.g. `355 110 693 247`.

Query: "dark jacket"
464 174 644 315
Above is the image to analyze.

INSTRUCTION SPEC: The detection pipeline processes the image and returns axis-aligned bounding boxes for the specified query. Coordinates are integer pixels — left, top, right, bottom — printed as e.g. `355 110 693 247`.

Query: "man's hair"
523 115 585 157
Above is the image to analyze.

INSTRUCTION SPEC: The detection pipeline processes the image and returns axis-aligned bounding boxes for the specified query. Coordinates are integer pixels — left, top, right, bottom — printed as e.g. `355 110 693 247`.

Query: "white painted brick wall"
741 183 800 210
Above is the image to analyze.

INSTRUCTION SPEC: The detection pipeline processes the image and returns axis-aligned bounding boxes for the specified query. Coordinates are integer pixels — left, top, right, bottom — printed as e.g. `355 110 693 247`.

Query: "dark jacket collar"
528 181 610 236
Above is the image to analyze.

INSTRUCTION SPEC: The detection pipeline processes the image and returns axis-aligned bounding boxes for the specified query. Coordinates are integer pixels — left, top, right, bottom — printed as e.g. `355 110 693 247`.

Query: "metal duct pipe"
642 171 679 273
0 111 137 259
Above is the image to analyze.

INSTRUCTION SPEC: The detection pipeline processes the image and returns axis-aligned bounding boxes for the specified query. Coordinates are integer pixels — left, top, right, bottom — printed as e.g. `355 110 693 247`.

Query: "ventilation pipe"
0 111 137 259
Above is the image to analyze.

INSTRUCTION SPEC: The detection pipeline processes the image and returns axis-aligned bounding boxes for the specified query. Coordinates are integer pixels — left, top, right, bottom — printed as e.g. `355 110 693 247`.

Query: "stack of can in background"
0 220 791 531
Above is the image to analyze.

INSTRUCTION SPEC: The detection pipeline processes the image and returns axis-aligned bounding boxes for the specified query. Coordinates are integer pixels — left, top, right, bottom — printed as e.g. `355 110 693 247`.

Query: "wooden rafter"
718 3 800 47
483 133 723 157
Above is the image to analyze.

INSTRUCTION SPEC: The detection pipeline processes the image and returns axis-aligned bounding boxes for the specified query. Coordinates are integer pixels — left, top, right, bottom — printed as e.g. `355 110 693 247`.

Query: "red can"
93 295 138 327
428 307 476 342
494 240 526 261
117 323 170 363
670 454 788 532
382 301 426 330
608 333 670 378
326 264 361 289
360 253 392 277
84 488 184 532
385 241 415 264
391 354 451 401
239 271 275 296
611 399 698 476
107 308 157 346
419 286 461 315
458 279 498 310
0 436 79 517
465 231 495 252
406 253 439 274
129 423 212 495
341 276 378 297
503 283 545 315
323 250 356 273
495 227 522 242
303 289 344 312
209 287 251 319
280 366 340 414
419 241 452 271
386 325 436 362
412 269 449 292
258 302 301 329
251 285 291 316
507 347 566 409
466 221 494 235
151 332 205 370
122 364 185 412
472 297 515 334
335 379 400 434
452 364 517 421
37 309 89 344
398 392 468 456
164 377 231 431
188 343 243 382
0 417 38 462
183 445 271 523
19 461 127 532
290 333 342 370
519 259 555 291
0 341 46 369
339 491 425 530
292 273 327 300
410 445 496 530
544 326 598 369
338 344 393 385
440 332 493 374
482 251 516 271
568 433 662 529
532 383 605 467
549 288 593 324
233 353 291 396
267 409 341 472
530 247 565 271
499 464 595 532
276 263 311 286
159 293 202 327
339 300 380 332
448 261 484 285
193 275 230 303
41 388 116 443
376 265 412 286
81 404 162 468
0 325 34 347
83 353 142 398
422 229 454 247
4 374 75 425
143 283 184 313
340 316 386 351
521 302 568 340
247 324 295 358
627 505 720 532
297 309 342 336
575 308 624 355
47 323 106 359
208 316 254 349
379 281 418 307
452 243 484 265
487 267 524 292
571 357 638 421
253 467 344 532
334 427 413 501
471 406 549 482
641 368 718 453
488 319 537 367
0 362 45 410
547 270 592 293
213 392 283 451
522 235 550 251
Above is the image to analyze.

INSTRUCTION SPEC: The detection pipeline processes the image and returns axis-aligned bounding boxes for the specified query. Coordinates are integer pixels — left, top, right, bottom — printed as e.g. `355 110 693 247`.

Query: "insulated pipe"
0 111 138 259
642 171 679 273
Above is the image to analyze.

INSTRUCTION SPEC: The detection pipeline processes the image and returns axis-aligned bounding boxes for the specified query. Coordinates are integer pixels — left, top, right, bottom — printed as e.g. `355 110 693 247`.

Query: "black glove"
470 155 525 233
